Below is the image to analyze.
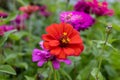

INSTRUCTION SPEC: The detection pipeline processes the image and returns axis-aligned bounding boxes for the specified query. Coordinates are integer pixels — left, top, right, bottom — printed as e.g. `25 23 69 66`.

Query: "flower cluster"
74 0 114 16
0 3 51 37
59 0 114 31
32 0 114 70
32 41 71 69
32 23 84 69
19 4 51 17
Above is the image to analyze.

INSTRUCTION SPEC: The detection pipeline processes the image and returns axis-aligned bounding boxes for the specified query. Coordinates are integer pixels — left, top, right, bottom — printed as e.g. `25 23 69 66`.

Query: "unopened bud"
106 24 112 34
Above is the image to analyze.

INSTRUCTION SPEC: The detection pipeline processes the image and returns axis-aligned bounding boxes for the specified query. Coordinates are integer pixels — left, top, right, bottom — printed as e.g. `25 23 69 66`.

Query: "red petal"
69 29 79 38
50 47 61 56
46 24 59 38
63 47 74 56
68 44 84 56
42 34 55 41
74 48 81 56
64 23 73 36
57 49 67 59
69 35 83 44
43 42 50 50
49 40 59 47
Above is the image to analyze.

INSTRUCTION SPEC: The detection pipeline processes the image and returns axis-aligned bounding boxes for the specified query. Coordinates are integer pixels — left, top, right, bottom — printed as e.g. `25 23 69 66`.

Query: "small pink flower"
32 41 71 69
19 5 39 15
0 11 8 18
11 14 28 31
0 27 4 36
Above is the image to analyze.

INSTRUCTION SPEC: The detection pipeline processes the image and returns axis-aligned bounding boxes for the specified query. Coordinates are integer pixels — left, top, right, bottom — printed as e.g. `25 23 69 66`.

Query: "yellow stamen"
62 39 67 43
98 2 103 6
63 32 67 36
67 38 70 42
68 13 72 17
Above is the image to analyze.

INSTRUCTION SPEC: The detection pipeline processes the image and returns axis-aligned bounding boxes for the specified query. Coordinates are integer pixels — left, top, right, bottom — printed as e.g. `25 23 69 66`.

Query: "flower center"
60 32 70 47
66 13 72 20
98 2 103 7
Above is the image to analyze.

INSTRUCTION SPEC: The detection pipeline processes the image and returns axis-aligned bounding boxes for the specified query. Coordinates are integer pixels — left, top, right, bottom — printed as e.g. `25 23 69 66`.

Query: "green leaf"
16 62 28 70
24 75 34 80
60 68 72 80
92 40 118 52
16 0 27 6
104 65 117 77
91 68 104 80
112 23 120 31
9 31 28 41
0 12 17 25
0 30 17 47
0 65 16 75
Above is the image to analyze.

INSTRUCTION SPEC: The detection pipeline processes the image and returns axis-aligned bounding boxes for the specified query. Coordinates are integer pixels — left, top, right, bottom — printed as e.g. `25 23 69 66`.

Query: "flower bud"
106 24 112 34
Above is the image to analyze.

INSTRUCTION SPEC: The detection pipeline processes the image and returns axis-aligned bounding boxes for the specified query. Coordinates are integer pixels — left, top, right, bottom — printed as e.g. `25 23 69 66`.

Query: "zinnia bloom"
19 5 39 15
60 11 95 31
0 27 4 36
74 0 90 13
88 0 114 16
38 5 51 17
42 23 84 59
11 14 28 30
74 0 114 16
0 25 14 36
32 41 71 69
0 25 14 32
0 11 8 18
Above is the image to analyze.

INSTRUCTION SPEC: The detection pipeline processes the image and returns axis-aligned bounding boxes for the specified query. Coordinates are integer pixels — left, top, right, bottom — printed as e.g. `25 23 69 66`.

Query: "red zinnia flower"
42 23 84 59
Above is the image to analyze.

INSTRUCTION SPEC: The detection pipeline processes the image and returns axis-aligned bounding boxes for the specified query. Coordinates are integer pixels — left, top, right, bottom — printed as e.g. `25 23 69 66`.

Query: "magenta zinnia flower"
74 0 90 13
11 14 28 30
0 25 14 32
0 11 8 18
60 11 95 31
38 5 51 17
32 41 71 69
74 0 114 16
88 0 114 16
0 25 14 36
0 27 4 36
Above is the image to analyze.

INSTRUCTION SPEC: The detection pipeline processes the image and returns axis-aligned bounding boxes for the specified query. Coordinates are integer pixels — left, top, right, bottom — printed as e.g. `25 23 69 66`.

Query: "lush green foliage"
0 0 120 80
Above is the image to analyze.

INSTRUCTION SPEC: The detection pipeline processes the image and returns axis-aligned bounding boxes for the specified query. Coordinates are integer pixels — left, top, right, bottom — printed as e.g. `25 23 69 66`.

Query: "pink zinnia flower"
11 14 28 30
19 5 39 15
0 11 8 18
32 41 71 69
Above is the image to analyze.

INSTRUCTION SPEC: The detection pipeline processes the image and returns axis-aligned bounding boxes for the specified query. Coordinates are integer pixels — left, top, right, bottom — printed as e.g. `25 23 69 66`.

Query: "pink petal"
52 60 60 70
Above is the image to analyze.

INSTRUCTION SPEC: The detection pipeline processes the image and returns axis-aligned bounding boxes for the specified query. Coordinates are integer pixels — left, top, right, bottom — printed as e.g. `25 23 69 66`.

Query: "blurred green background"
0 0 120 80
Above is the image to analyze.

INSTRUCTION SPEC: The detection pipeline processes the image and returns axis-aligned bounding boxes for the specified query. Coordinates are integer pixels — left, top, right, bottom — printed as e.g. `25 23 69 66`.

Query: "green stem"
28 15 33 48
96 32 110 79
66 0 70 10
54 69 57 80
48 62 53 80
